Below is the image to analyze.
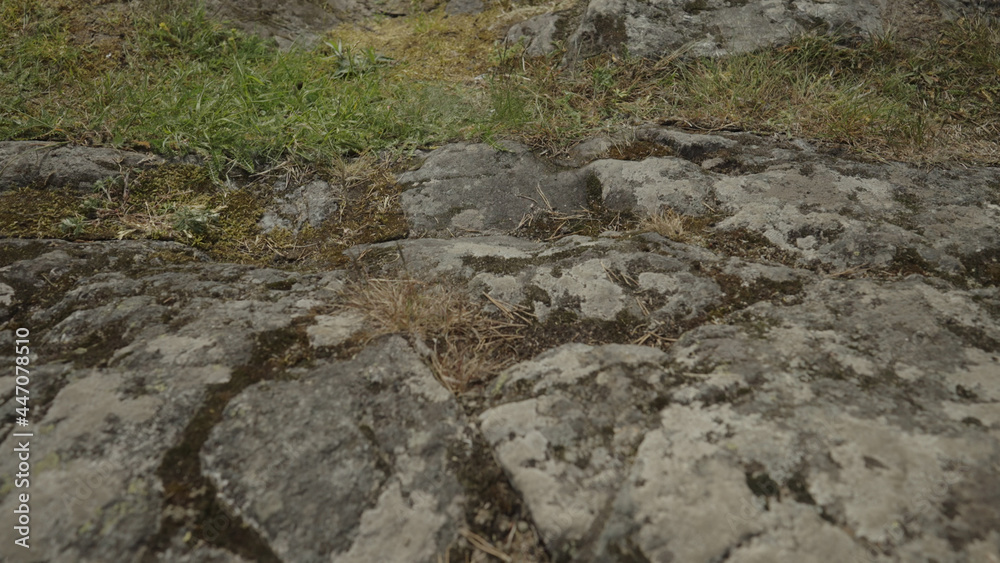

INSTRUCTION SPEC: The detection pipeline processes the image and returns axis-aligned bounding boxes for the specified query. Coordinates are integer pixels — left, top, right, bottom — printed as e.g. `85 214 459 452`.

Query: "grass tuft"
341 278 528 392
641 208 688 241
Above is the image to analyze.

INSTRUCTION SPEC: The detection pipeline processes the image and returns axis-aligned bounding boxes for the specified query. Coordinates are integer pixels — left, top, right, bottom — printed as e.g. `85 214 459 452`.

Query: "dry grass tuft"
342 278 529 392
641 208 688 241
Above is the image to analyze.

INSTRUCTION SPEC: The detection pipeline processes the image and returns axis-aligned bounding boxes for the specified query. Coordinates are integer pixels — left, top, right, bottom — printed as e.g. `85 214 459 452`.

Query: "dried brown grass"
641 208 688 241
342 277 530 392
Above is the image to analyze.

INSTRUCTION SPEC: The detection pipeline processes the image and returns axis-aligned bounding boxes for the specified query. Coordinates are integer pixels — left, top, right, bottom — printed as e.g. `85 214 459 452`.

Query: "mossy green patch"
585 173 603 208
0 187 88 238
943 323 1000 353
264 279 296 291
130 164 213 200
683 0 710 15
515 206 639 241
700 227 801 267
147 248 203 265
0 239 55 267
203 184 271 260
887 247 936 277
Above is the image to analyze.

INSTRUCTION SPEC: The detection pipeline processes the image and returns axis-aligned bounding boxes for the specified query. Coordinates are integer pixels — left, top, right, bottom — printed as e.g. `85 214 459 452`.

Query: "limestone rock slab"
584 156 715 216
0 239 346 562
480 276 1000 562
201 337 471 563
398 142 589 235
354 234 747 323
555 0 998 60
711 159 1000 275
0 141 164 192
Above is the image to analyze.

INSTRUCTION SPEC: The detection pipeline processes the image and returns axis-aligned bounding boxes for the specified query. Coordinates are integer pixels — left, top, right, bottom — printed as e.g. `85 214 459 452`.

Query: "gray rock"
353 232 817 326
505 12 566 57
201 336 470 563
0 239 334 562
258 178 340 233
585 156 715 216
564 135 616 166
635 125 738 159
523 0 1000 61
711 158 1000 274
0 141 164 192
482 277 1000 562
397 141 590 235
306 311 367 348
203 0 443 48
480 343 670 555
446 0 485 14
3 119 1000 563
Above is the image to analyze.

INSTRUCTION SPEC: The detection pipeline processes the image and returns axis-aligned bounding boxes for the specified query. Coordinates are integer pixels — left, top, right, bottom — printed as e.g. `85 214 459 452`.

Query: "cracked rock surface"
201 336 471 563
2 125 999 562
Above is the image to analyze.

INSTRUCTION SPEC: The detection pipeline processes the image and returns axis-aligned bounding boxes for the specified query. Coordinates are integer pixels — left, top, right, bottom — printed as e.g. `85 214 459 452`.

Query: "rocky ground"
1 125 999 562
3 0 1000 561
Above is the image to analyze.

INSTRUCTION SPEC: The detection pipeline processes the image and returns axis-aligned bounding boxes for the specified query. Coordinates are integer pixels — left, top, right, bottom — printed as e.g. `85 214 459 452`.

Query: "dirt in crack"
142 324 312 562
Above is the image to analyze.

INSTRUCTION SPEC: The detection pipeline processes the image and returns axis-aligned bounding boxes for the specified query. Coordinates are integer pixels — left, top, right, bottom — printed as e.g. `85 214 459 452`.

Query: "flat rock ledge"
0 141 164 192
1 126 999 562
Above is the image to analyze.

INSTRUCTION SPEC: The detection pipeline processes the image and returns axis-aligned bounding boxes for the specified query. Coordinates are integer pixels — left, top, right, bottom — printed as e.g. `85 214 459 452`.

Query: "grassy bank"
1 0 998 264
3 0 999 170
0 0 487 174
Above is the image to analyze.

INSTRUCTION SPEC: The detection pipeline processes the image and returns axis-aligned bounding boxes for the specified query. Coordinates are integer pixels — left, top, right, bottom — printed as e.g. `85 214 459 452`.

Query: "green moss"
746 469 781 502
683 0 709 14
892 189 923 213
67 320 131 369
585 174 603 209
943 323 1000 353
700 228 801 266
129 164 213 201
959 248 1000 288
705 270 805 322
0 187 86 238
887 247 935 277
201 184 271 262
787 472 817 505
523 284 552 306
0 239 57 267
461 255 537 275
264 279 296 291
503 308 649 362
147 249 202 264
145 323 312 562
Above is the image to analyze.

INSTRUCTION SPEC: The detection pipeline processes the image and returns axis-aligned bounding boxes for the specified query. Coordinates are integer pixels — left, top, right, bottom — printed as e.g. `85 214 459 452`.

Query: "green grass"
0 0 484 174
3 1 998 172
485 20 999 161
1 0 997 266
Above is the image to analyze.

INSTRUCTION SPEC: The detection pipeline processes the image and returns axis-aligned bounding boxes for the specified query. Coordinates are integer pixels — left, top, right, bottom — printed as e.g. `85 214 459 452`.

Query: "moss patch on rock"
144 322 313 562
